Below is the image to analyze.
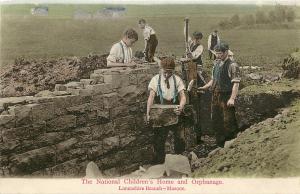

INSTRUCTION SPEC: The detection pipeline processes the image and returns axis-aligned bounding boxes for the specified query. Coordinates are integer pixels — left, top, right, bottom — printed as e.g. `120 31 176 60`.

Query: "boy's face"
193 38 201 44
124 37 137 47
215 50 228 61
162 69 174 78
138 23 146 29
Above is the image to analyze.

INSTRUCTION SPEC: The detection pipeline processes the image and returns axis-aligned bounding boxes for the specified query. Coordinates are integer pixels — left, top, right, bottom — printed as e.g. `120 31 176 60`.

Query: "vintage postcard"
0 0 299 193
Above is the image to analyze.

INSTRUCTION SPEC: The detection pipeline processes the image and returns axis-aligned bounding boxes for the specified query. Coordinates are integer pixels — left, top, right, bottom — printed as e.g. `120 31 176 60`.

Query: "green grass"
1 4 300 69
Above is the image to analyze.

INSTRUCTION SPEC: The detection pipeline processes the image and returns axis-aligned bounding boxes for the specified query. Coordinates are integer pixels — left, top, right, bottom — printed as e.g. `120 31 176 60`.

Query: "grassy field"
1 4 300 69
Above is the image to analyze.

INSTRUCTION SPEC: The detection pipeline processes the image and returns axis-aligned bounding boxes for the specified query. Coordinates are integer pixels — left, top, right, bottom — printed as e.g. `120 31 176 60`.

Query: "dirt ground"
193 96 300 177
0 54 108 98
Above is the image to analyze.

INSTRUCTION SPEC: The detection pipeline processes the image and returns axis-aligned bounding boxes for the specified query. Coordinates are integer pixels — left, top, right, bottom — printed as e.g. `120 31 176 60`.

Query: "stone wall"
0 65 160 177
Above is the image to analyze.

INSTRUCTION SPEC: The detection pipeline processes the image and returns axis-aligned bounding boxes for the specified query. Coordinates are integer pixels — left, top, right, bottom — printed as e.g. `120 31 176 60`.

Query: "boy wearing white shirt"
147 57 186 164
138 19 158 62
107 28 138 67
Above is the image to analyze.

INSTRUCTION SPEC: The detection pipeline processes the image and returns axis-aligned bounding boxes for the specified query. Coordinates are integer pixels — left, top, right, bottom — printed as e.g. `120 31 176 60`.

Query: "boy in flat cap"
198 42 241 147
138 19 158 62
107 28 138 67
208 30 221 60
147 57 186 164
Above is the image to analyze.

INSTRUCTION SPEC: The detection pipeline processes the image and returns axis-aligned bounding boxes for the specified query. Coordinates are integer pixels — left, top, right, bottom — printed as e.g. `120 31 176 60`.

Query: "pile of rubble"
0 54 108 98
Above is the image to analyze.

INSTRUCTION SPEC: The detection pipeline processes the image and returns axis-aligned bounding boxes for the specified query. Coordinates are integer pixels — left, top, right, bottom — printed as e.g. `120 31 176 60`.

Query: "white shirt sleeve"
148 75 158 92
143 26 152 40
176 76 186 92
191 45 203 60
208 35 211 50
107 43 122 63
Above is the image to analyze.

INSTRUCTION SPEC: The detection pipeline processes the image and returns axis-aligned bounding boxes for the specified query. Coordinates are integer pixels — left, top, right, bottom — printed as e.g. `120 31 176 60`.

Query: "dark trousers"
152 124 185 164
209 49 216 60
211 91 238 147
145 35 158 62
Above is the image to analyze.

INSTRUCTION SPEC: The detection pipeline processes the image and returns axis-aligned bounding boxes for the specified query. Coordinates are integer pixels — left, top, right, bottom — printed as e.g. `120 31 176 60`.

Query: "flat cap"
192 31 203 39
214 41 229 52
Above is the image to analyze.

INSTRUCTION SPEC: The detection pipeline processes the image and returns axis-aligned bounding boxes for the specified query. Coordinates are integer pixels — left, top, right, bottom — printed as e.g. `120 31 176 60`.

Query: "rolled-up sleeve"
148 76 158 92
229 62 241 83
177 77 186 92
107 44 121 63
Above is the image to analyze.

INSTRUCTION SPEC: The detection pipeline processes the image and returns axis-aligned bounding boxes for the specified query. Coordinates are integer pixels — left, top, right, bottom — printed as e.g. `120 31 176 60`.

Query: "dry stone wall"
0 64 159 177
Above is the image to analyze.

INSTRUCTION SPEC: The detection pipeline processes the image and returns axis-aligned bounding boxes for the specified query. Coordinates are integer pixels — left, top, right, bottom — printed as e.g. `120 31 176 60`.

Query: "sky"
0 0 299 5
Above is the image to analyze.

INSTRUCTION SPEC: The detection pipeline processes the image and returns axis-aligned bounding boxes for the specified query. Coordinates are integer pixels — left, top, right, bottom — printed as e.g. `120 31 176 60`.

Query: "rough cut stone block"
9 146 56 175
117 85 138 105
0 96 34 110
110 105 130 120
0 139 21 155
85 83 113 95
91 122 115 140
46 115 76 132
31 103 55 123
90 73 104 84
33 132 66 148
56 138 78 152
66 88 91 96
103 136 120 152
150 104 179 127
55 84 67 91
2 126 31 141
0 115 15 127
8 104 37 126
102 93 119 109
67 103 91 114
103 74 130 89
65 82 84 89
76 114 88 126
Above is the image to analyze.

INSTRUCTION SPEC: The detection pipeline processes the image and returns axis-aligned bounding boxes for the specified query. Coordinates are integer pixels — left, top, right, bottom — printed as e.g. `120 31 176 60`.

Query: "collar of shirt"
120 40 128 48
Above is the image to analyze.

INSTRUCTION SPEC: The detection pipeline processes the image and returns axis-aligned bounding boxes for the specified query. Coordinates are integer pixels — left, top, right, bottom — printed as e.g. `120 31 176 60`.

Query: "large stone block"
102 93 119 109
90 95 104 110
103 136 120 153
85 83 113 95
0 140 21 155
8 104 36 126
91 122 115 140
46 115 76 132
55 138 78 152
117 85 139 105
150 104 179 127
103 74 131 89
110 105 130 120
90 73 104 84
0 115 15 128
9 146 56 175
2 126 31 141
33 132 67 148
31 103 55 123
67 88 93 96
67 103 91 114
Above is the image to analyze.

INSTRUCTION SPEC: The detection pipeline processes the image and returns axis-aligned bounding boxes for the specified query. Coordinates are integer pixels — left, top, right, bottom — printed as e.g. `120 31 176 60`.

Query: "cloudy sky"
0 0 299 5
